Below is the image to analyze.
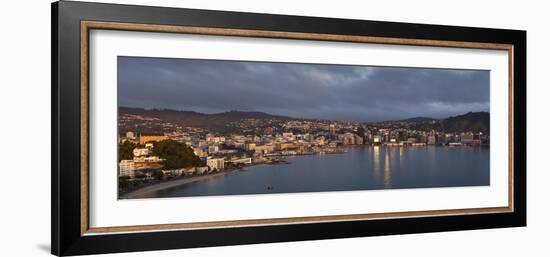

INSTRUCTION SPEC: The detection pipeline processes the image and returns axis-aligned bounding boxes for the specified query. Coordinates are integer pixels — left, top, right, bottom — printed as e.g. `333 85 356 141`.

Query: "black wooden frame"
52 1 526 256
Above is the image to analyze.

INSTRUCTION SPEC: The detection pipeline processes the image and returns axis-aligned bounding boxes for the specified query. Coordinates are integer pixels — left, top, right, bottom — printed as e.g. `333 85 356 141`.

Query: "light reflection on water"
384 148 391 189
373 146 380 179
140 146 490 199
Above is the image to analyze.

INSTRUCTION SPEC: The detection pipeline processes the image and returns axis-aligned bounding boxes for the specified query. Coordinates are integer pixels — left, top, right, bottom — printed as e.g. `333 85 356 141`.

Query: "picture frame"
51 1 526 256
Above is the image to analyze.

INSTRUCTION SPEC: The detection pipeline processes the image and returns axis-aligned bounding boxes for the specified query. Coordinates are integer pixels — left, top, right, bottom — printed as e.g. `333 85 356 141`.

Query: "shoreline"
120 168 244 199
119 145 488 199
119 159 291 199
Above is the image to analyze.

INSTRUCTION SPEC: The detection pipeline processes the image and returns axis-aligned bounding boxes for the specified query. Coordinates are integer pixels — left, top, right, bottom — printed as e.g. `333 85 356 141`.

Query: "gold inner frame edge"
80 20 515 236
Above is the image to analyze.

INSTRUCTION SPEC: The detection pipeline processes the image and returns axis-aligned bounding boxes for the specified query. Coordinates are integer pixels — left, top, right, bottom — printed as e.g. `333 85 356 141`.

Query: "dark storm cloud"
118 56 489 122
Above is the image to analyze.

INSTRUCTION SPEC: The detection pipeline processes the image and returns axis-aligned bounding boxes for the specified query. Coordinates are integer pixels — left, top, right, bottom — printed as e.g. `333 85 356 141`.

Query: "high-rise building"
343 132 355 145
427 135 436 145
373 135 382 145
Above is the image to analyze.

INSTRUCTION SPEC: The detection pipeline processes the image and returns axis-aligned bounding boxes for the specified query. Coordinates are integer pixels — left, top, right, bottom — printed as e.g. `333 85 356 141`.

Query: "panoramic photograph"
117 56 490 199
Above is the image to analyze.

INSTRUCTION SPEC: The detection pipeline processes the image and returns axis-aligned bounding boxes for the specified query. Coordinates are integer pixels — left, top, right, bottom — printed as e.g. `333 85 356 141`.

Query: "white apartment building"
119 160 135 177
133 147 149 157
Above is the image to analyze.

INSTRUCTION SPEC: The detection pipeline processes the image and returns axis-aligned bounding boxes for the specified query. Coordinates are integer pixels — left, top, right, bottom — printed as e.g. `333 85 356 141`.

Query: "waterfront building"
373 135 382 145
472 134 482 146
229 157 252 165
412 143 427 147
119 160 135 177
183 167 196 176
440 134 450 145
461 133 475 145
419 134 427 144
427 135 437 145
397 130 408 141
255 144 275 154
206 157 225 171
315 136 326 146
133 156 165 170
195 166 209 175
276 142 296 150
162 168 184 177
343 132 355 145
355 135 364 145
385 142 401 147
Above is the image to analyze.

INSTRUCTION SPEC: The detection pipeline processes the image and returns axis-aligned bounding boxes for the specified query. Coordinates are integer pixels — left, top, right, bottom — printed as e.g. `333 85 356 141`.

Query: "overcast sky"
118 56 489 122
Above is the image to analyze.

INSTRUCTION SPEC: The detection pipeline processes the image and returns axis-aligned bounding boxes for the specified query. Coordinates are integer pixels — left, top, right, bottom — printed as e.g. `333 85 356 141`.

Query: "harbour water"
144 146 490 198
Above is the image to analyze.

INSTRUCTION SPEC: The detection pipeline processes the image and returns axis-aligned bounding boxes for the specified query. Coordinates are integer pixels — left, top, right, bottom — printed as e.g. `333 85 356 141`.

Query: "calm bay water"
146 146 489 198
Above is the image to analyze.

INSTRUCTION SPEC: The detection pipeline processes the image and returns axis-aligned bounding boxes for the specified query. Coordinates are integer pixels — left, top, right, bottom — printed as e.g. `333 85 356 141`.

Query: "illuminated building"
139 133 168 144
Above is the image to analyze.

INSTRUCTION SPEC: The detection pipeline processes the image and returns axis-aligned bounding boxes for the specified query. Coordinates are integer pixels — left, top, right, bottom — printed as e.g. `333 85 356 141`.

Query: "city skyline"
118 56 490 122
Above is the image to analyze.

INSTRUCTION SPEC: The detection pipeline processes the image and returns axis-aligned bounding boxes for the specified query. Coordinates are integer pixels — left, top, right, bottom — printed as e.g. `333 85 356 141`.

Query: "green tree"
118 141 136 160
152 140 202 169
119 176 130 189
153 170 164 180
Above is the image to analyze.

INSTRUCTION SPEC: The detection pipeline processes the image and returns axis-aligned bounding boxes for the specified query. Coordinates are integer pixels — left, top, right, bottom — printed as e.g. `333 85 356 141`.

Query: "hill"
378 116 438 124
374 112 489 134
412 112 489 133
439 112 490 133
120 107 489 134
119 107 291 133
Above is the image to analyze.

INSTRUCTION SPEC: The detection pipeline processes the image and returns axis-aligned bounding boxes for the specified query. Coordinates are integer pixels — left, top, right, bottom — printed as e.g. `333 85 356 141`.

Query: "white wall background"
0 0 547 256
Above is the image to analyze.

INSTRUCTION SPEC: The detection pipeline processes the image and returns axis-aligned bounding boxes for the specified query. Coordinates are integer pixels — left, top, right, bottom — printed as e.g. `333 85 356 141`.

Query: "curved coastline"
119 170 238 199
119 160 289 199
119 147 356 199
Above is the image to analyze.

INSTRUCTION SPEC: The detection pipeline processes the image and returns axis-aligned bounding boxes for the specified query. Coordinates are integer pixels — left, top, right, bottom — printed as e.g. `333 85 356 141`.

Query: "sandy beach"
119 158 295 199
120 169 242 199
